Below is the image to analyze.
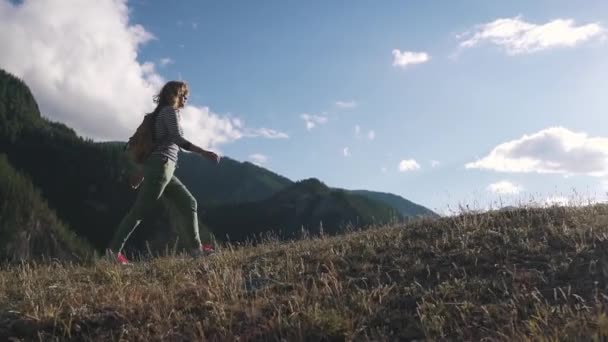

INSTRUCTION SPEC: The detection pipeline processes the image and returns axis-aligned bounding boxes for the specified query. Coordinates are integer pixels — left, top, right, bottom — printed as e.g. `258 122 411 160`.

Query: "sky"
1 0 608 215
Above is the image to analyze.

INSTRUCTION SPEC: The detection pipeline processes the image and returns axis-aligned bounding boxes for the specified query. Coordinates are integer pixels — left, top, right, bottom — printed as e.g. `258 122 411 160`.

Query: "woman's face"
177 87 189 108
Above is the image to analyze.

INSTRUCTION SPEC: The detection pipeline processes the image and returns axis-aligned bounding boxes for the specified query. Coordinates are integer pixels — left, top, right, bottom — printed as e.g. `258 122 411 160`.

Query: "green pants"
110 156 201 253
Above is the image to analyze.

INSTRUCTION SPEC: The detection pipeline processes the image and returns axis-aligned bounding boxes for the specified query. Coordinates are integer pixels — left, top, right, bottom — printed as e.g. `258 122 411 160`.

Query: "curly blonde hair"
151 81 189 114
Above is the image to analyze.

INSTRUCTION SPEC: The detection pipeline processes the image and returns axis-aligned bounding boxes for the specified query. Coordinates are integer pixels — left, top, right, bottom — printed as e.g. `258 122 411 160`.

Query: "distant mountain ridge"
176 151 293 205
204 178 401 241
176 151 437 218
350 190 438 218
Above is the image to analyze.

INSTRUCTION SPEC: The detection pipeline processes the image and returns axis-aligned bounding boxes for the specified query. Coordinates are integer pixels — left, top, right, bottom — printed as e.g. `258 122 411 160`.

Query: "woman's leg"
109 157 176 253
162 175 202 250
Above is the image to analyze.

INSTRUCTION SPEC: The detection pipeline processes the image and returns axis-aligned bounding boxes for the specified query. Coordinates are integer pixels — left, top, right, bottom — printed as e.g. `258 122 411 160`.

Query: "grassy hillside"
2 204 608 340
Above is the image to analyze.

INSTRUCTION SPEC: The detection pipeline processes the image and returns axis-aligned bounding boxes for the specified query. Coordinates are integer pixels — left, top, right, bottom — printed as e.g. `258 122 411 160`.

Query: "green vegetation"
350 189 438 218
176 152 293 205
205 178 401 241
0 154 90 262
2 204 608 340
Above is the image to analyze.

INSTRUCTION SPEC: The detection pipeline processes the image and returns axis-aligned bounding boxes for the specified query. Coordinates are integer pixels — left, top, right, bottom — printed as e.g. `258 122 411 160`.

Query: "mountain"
0 69 42 141
350 190 438 218
175 152 292 205
178 153 438 219
0 154 90 262
0 68 434 258
204 178 401 241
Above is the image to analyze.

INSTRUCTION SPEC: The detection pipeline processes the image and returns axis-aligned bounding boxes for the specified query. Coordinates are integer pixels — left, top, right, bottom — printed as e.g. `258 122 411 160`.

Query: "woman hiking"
108 80 220 264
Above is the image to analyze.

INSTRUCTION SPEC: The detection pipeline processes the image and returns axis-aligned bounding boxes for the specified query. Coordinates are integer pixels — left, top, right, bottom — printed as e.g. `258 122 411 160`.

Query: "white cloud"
355 125 361 136
343 147 350 157
300 113 328 130
0 0 158 140
430 160 441 168
159 57 174 66
487 180 523 195
459 16 605 55
192 22 198 30
246 128 289 139
335 100 357 109
249 153 268 166
398 159 421 172
392 50 430 69
465 127 608 177
0 0 282 149
179 106 244 148
367 130 376 141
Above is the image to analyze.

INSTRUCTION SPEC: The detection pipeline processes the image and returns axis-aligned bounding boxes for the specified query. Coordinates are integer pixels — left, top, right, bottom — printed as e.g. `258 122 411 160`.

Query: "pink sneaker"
202 244 215 254
192 244 215 259
116 252 129 265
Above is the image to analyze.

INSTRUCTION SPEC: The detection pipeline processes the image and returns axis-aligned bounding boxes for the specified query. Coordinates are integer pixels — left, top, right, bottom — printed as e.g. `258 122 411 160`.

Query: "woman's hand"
129 171 145 189
201 150 221 164
190 145 221 164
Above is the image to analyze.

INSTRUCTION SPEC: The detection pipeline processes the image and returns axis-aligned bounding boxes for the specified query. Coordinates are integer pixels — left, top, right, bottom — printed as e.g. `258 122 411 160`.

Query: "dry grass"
3 204 608 341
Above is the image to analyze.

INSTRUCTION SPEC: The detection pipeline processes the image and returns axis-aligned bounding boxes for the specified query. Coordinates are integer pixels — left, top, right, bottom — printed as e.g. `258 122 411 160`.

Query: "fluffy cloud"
392 50 430 69
466 127 608 177
486 180 522 195
0 0 160 140
430 160 441 168
343 147 350 157
159 57 174 66
300 113 328 130
0 0 283 149
179 106 244 148
459 16 605 55
355 125 361 136
335 100 357 109
249 153 268 166
398 159 421 172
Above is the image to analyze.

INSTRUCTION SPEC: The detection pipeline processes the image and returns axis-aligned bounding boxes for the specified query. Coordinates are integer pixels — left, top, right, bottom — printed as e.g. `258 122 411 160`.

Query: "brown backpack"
125 113 157 164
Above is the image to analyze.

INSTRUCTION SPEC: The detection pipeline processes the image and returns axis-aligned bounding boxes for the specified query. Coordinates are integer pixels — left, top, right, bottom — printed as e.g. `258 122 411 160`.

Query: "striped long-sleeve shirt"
150 105 193 163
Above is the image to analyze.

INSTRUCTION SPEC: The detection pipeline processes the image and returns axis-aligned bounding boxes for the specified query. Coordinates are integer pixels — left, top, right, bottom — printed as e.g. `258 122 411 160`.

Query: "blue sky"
2 0 608 213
